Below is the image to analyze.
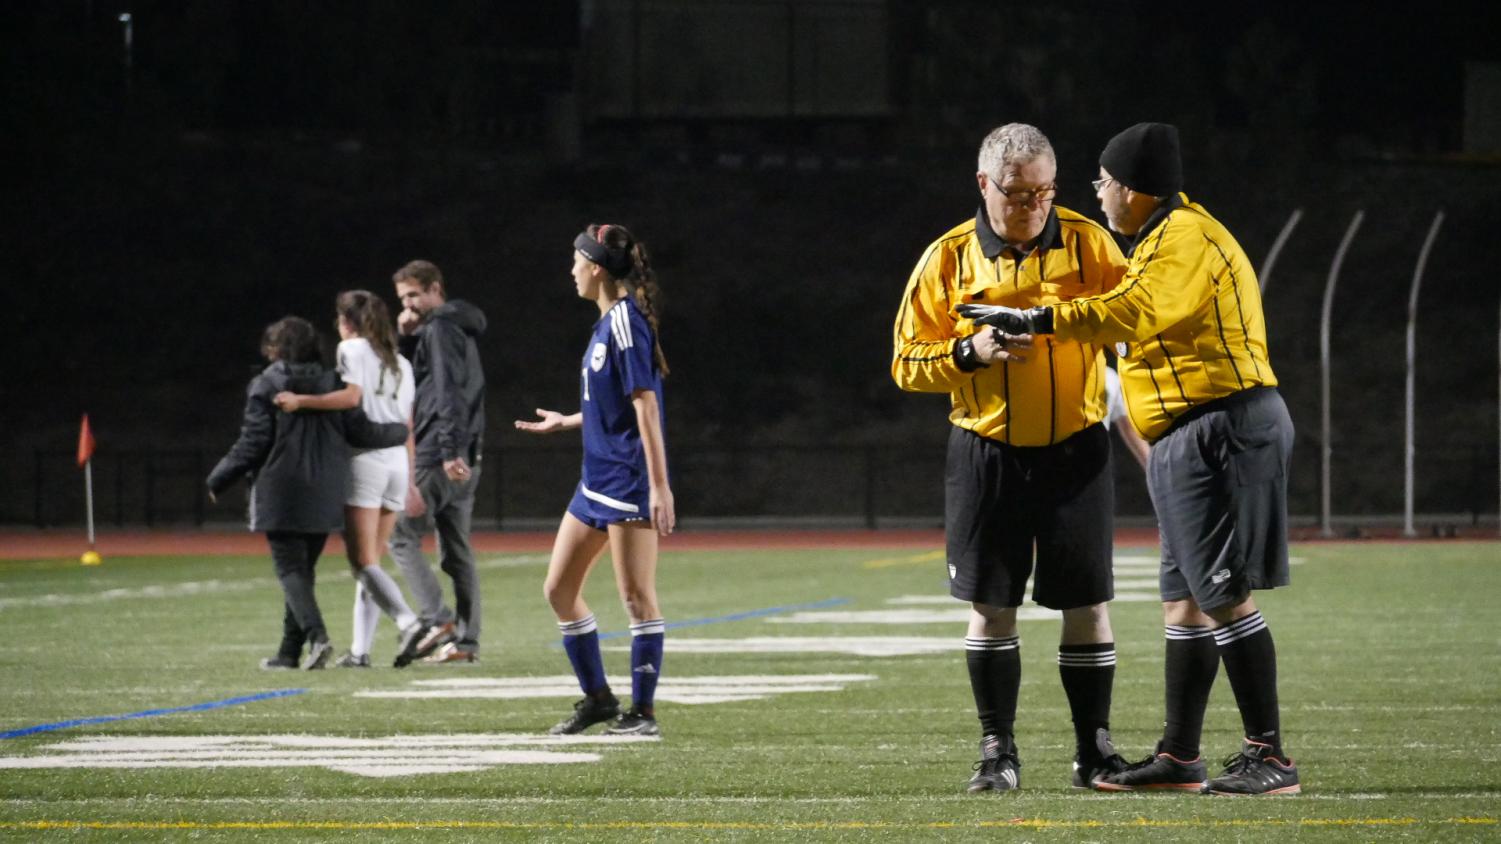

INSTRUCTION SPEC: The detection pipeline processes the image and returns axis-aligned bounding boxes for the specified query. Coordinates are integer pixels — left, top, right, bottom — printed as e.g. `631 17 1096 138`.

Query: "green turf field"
1 540 1498 841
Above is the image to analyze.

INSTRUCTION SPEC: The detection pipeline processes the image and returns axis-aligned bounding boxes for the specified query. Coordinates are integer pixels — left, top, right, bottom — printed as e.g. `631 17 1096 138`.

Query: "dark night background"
8 0 1501 529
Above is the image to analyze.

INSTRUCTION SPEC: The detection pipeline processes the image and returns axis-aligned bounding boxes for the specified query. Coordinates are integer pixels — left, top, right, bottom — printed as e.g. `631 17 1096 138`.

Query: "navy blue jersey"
576 298 664 516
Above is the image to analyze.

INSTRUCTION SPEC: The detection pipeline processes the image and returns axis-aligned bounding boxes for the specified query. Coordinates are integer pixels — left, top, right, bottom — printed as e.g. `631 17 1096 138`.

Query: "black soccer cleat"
1072 727 1129 789
333 651 371 668
966 736 1021 793
604 708 661 737
259 655 299 670
1202 739 1301 795
1094 740 1207 792
548 692 621 735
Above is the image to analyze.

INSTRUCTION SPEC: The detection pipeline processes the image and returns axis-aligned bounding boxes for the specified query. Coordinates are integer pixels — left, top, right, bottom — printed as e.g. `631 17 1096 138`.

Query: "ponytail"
586 224 669 377
336 289 402 386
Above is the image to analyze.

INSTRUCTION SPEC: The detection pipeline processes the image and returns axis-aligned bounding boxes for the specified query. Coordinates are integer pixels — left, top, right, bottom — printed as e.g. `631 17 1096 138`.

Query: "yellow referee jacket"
1052 194 1278 441
892 206 1127 446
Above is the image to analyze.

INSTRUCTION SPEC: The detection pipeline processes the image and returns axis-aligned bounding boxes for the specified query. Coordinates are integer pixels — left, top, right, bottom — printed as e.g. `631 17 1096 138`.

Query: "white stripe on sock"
630 619 666 636
558 614 597 635
964 636 1019 652
1213 612 1268 646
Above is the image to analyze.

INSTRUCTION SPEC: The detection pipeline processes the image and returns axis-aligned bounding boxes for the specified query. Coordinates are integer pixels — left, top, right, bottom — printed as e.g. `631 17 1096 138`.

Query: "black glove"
956 303 1054 334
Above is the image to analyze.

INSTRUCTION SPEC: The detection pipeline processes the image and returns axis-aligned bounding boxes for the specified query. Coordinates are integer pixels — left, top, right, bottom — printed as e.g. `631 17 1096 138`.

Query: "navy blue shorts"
567 481 649 532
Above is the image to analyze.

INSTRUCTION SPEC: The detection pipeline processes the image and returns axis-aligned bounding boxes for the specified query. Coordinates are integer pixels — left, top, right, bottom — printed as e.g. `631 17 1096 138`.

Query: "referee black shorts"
944 423 1114 611
1149 387 1294 611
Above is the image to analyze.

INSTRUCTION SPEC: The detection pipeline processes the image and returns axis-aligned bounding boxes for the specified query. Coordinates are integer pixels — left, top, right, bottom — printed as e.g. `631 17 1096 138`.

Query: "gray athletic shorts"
1148 387 1294 611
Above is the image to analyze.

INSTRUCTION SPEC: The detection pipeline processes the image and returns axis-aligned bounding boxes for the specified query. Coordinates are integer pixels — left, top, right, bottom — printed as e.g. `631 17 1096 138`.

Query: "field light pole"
1320 211 1363 538
1258 208 1303 295
1403 211 1444 538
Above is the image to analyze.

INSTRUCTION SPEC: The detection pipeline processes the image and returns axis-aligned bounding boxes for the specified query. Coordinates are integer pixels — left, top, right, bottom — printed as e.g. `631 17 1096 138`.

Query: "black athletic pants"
266 531 329 656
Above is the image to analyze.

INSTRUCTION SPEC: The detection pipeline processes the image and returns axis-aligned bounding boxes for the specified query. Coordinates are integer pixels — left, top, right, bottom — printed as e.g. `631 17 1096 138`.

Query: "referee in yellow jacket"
893 123 1129 794
961 122 1300 796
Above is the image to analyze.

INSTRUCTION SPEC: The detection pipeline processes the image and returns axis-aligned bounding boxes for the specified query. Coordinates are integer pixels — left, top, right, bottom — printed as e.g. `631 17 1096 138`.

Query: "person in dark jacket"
207 316 408 670
389 260 489 663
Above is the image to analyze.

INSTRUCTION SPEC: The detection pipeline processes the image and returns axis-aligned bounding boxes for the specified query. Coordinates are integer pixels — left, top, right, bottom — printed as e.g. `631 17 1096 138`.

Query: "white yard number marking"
0 733 654 778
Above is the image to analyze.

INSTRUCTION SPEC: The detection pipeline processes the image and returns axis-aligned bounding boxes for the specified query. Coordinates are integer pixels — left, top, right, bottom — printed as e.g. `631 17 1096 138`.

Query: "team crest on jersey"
590 342 608 372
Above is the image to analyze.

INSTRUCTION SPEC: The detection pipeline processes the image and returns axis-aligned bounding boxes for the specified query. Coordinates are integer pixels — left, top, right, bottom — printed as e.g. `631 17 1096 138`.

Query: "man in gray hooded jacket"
389 260 488 663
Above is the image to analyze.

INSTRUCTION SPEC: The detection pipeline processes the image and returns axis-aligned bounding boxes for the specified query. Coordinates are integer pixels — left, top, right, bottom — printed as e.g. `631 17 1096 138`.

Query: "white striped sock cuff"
964 636 1019 652
1165 625 1215 641
1057 647 1117 667
630 619 666 637
1213 612 1268 646
558 615 597 636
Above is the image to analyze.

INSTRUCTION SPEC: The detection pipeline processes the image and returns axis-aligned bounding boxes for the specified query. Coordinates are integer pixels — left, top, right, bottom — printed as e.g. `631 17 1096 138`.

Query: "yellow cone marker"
80 550 102 566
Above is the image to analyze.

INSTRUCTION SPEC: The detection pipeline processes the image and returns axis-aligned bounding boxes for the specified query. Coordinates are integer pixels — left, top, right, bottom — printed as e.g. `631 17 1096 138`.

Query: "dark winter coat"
206 361 409 533
399 299 487 468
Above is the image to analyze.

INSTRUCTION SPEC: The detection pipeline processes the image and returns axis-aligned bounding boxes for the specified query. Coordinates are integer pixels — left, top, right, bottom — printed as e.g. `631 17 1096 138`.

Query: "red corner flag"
77 414 96 467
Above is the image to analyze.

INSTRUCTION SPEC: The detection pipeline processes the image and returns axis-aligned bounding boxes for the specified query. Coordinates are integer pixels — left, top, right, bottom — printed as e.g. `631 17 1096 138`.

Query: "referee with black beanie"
961 122 1300 796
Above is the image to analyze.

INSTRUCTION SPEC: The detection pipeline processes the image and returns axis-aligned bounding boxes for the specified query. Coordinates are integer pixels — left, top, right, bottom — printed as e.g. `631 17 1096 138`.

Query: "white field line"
355 674 878 704
476 554 548 570
0 579 261 611
607 637 956 656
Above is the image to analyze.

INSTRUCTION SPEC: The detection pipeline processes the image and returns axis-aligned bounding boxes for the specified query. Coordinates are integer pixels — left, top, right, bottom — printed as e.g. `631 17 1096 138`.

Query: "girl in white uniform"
275 290 433 667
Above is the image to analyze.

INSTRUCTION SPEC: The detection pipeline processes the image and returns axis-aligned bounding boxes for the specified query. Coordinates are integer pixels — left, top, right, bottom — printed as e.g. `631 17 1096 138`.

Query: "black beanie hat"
1099 122 1182 196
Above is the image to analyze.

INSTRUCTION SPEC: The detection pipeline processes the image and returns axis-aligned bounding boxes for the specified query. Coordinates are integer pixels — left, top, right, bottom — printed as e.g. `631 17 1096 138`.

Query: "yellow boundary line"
3 818 1496 831
863 550 945 569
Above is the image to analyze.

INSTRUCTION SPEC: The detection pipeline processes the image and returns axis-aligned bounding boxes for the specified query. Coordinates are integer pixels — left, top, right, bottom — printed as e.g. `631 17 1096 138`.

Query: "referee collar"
974 205 1064 261
1127 192 1186 257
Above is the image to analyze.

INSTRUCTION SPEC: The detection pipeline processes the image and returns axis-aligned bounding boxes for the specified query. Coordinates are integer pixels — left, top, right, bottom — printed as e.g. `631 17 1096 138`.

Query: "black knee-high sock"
965 635 1020 747
1058 643 1116 754
1162 625 1219 759
1214 611 1282 756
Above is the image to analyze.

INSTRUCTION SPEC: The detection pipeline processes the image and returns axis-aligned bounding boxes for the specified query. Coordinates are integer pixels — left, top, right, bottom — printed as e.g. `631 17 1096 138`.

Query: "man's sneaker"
1072 727 1129 789
420 641 478 664
259 655 299 670
413 622 456 655
1094 740 1207 792
302 638 333 671
1202 739 1301 795
393 622 441 668
966 736 1021 793
548 692 621 735
334 651 371 668
604 709 661 737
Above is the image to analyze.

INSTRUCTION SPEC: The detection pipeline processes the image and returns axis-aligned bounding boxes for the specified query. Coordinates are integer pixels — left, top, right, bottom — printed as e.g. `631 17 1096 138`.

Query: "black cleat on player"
966 736 1021 793
1072 727 1129 789
548 692 621 735
604 708 661 737
1202 739 1301 795
1094 740 1207 792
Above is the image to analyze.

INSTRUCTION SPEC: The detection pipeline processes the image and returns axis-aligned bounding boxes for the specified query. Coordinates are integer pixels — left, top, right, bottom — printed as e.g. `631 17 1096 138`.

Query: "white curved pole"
1403 211 1445 537
1321 211 1363 538
1258 208 1303 295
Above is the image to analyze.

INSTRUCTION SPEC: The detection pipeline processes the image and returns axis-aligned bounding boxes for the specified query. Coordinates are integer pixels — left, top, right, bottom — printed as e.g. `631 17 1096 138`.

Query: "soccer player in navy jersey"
516 223 675 737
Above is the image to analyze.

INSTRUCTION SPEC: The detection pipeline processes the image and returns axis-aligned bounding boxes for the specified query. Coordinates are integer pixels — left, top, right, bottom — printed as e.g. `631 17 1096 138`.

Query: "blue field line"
0 688 307 740
592 597 851 642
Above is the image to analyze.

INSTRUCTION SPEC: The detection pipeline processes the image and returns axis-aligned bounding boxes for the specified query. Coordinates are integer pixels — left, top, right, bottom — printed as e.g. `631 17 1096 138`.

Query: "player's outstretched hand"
273 391 304 412
515 408 568 434
957 303 1034 334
